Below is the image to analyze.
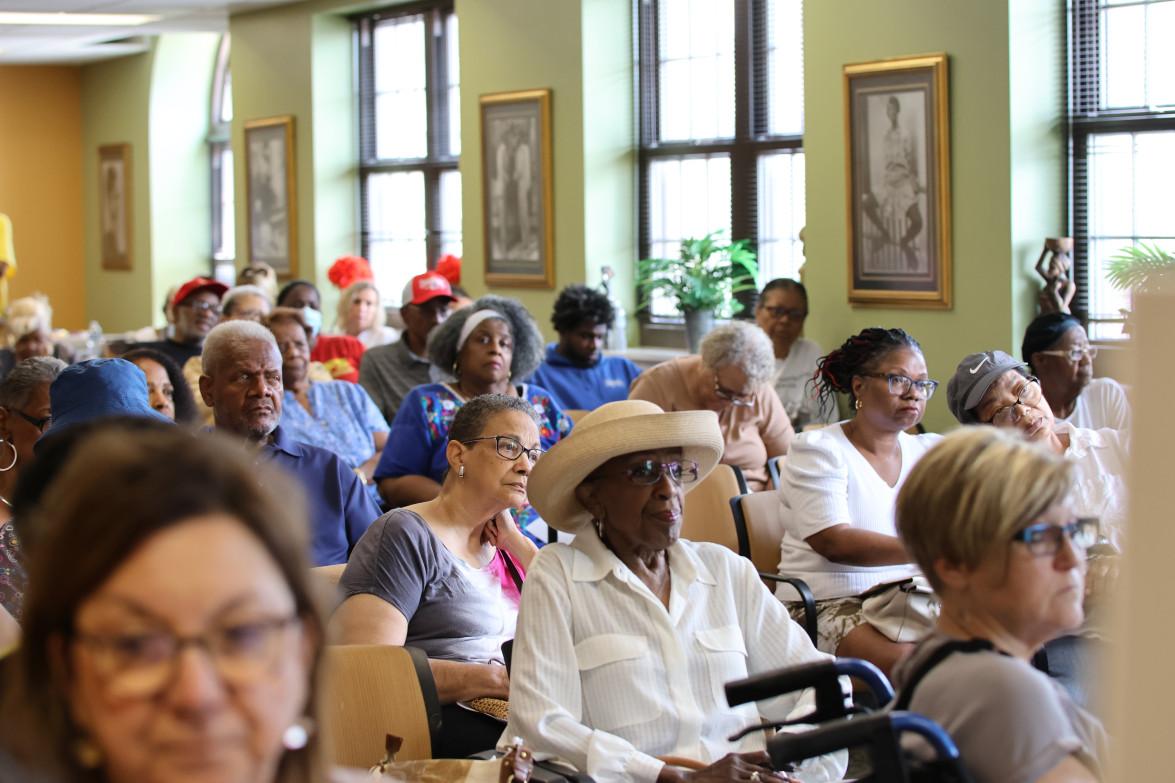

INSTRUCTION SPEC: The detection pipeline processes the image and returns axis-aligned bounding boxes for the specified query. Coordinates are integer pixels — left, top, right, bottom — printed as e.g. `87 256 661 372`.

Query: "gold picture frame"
480 88 555 288
844 53 951 309
98 144 132 271
244 115 298 278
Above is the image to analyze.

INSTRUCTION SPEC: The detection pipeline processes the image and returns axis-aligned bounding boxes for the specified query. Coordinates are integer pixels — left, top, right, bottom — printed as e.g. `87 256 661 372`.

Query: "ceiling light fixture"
0 12 161 27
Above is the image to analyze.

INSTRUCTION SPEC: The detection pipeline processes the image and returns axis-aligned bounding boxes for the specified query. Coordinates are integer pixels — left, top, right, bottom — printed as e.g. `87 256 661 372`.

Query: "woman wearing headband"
372 297 572 539
505 400 845 782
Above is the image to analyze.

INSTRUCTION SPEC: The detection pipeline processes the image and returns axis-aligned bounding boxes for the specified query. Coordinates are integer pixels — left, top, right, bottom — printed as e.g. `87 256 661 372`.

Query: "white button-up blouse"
501 531 847 783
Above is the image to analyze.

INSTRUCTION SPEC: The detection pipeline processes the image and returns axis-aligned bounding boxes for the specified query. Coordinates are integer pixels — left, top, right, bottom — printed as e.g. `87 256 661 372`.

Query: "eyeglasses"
859 373 939 400
73 615 299 699
1035 347 1098 363
759 306 808 320
1012 518 1099 557
714 378 755 407
180 300 222 315
8 408 52 432
595 459 700 486
461 435 542 463
988 376 1042 426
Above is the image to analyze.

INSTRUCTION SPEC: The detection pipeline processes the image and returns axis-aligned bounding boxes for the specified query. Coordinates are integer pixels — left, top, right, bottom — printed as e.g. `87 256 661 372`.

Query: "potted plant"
636 231 760 352
1106 241 1175 333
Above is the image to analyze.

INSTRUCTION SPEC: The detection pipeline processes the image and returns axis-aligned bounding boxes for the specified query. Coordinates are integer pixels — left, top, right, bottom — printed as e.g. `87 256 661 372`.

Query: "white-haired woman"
336 280 398 349
506 400 845 782
629 320 793 491
0 296 62 382
893 426 1107 783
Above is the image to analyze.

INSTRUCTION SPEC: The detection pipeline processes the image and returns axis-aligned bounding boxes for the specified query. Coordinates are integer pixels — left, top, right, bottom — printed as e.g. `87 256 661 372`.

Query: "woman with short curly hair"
629 320 793 490
372 296 572 542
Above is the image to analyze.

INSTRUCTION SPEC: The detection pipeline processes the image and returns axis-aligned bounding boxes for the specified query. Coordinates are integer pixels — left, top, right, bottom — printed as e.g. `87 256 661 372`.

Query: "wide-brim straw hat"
528 399 724 534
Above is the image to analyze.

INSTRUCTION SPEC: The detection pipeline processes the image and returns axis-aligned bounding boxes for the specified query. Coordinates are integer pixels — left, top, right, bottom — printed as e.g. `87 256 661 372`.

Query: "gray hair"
448 393 541 443
428 295 545 380
201 320 278 377
0 356 67 409
700 320 776 385
222 285 273 317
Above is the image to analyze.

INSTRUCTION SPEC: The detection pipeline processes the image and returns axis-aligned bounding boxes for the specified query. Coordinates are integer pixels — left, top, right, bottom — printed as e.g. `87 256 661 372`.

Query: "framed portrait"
98 144 132 271
480 88 555 288
244 115 297 277
844 53 951 309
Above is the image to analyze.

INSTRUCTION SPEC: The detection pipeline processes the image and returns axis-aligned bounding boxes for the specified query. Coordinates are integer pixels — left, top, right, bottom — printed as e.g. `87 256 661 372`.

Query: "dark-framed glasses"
72 614 300 699
8 408 52 432
462 435 542 463
181 300 222 315
597 459 700 486
1036 346 1098 363
860 373 939 400
1012 518 1099 557
714 378 755 407
989 376 1042 426
760 305 808 321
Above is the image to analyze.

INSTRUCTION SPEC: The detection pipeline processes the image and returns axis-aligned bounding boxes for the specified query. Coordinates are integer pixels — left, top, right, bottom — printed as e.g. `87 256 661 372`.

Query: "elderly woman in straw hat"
505 400 846 783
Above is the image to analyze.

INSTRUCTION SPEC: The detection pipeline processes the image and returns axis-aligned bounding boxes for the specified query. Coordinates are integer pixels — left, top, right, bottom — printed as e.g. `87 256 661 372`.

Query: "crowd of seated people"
0 265 1126 782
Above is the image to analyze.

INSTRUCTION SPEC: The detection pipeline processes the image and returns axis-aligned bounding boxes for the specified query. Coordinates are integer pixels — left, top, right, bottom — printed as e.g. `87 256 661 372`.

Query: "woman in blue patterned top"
374 296 572 543
267 308 389 505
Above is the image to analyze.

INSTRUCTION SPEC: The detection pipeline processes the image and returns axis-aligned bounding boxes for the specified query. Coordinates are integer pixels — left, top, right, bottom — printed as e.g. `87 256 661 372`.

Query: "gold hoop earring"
0 439 16 473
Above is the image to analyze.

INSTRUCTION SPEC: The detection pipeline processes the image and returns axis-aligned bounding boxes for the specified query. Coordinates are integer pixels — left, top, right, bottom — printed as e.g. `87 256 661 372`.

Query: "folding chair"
681 463 747 554
322 644 442 767
767 455 785 490
730 491 817 644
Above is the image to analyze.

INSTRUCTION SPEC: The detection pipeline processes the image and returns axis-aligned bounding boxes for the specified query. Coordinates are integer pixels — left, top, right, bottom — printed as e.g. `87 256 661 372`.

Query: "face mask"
301 306 323 340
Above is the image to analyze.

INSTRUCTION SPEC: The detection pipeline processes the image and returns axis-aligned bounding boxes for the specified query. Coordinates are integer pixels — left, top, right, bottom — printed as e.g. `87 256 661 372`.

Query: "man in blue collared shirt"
199 320 380 565
529 285 642 411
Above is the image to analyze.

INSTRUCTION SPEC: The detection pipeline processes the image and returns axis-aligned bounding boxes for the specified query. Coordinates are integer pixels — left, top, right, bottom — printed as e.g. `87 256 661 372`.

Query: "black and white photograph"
845 53 951 308
480 88 554 288
245 115 297 277
98 144 131 271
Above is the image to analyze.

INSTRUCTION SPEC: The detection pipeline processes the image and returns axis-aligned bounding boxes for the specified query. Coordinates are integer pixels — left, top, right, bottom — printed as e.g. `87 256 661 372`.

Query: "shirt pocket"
695 625 749 709
574 633 660 731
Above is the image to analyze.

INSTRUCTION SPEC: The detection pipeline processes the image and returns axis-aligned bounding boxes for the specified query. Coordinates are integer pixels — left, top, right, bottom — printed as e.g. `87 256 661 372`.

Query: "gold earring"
854 398 863 411
458 464 465 479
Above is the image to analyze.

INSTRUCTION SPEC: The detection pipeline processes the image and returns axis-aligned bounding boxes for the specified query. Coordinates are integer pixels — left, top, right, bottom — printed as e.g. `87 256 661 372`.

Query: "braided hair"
813 327 923 417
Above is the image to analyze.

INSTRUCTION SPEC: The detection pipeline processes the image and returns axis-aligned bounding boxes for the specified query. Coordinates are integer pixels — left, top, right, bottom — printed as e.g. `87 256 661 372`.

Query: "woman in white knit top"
777 327 941 675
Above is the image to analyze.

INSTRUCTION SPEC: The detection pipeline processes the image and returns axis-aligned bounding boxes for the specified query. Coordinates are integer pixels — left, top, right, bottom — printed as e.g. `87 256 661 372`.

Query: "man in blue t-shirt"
529 284 642 412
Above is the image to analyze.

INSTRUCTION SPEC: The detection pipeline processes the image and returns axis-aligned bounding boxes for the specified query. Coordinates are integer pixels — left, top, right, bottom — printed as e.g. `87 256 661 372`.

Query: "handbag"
859 576 940 643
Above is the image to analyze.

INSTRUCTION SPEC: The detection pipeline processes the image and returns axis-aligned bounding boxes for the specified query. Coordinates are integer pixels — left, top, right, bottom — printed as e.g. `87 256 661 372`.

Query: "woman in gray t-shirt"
892 427 1107 782
329 394 542 757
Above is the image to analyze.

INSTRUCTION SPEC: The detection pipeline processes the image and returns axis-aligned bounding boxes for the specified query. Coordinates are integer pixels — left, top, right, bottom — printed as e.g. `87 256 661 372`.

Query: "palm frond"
1105 242 1175 293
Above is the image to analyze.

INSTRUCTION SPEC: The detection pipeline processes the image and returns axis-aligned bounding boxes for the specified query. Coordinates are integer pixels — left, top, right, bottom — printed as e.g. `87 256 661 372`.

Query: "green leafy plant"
1106 241 1175 294
636 231 760 317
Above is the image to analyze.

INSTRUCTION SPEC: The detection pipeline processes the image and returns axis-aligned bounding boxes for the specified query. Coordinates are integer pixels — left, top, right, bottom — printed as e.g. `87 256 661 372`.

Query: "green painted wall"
803 0 1062 432
457 0 588 331
230 0 362 318
81 47 155 332
148 33 220 325
81 34 221 332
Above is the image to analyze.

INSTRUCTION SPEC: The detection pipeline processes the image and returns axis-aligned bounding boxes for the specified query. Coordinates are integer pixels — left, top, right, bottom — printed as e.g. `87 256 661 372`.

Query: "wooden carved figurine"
1036 237 1076 314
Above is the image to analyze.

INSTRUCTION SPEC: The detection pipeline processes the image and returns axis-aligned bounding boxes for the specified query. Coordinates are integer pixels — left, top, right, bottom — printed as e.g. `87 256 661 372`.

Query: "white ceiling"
0 0 291 64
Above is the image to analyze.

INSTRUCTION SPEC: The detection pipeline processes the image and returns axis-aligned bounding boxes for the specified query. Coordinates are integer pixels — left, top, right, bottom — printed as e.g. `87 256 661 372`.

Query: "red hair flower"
435 254 462 286
327 255 374 290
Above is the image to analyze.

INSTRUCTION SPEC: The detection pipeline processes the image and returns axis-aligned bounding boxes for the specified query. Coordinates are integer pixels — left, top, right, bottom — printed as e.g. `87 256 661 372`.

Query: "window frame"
353 0 458 279
1068 0 1175 337
209 32 233 272
636 0 804 323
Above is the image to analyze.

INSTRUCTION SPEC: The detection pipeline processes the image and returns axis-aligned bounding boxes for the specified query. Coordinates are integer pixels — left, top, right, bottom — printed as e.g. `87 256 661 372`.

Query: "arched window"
210 33 235 278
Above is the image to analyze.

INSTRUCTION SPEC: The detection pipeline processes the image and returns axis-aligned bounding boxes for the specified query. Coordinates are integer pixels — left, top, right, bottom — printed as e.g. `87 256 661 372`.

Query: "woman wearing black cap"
1022 313 1130 432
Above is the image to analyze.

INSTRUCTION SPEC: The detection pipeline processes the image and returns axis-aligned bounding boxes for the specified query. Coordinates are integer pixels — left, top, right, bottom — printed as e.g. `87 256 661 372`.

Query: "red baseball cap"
172 276 229 308
401 271 455 307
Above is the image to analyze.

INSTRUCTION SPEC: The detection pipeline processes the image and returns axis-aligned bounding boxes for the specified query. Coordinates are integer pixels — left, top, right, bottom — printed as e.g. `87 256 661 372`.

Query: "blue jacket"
528 344 643 411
